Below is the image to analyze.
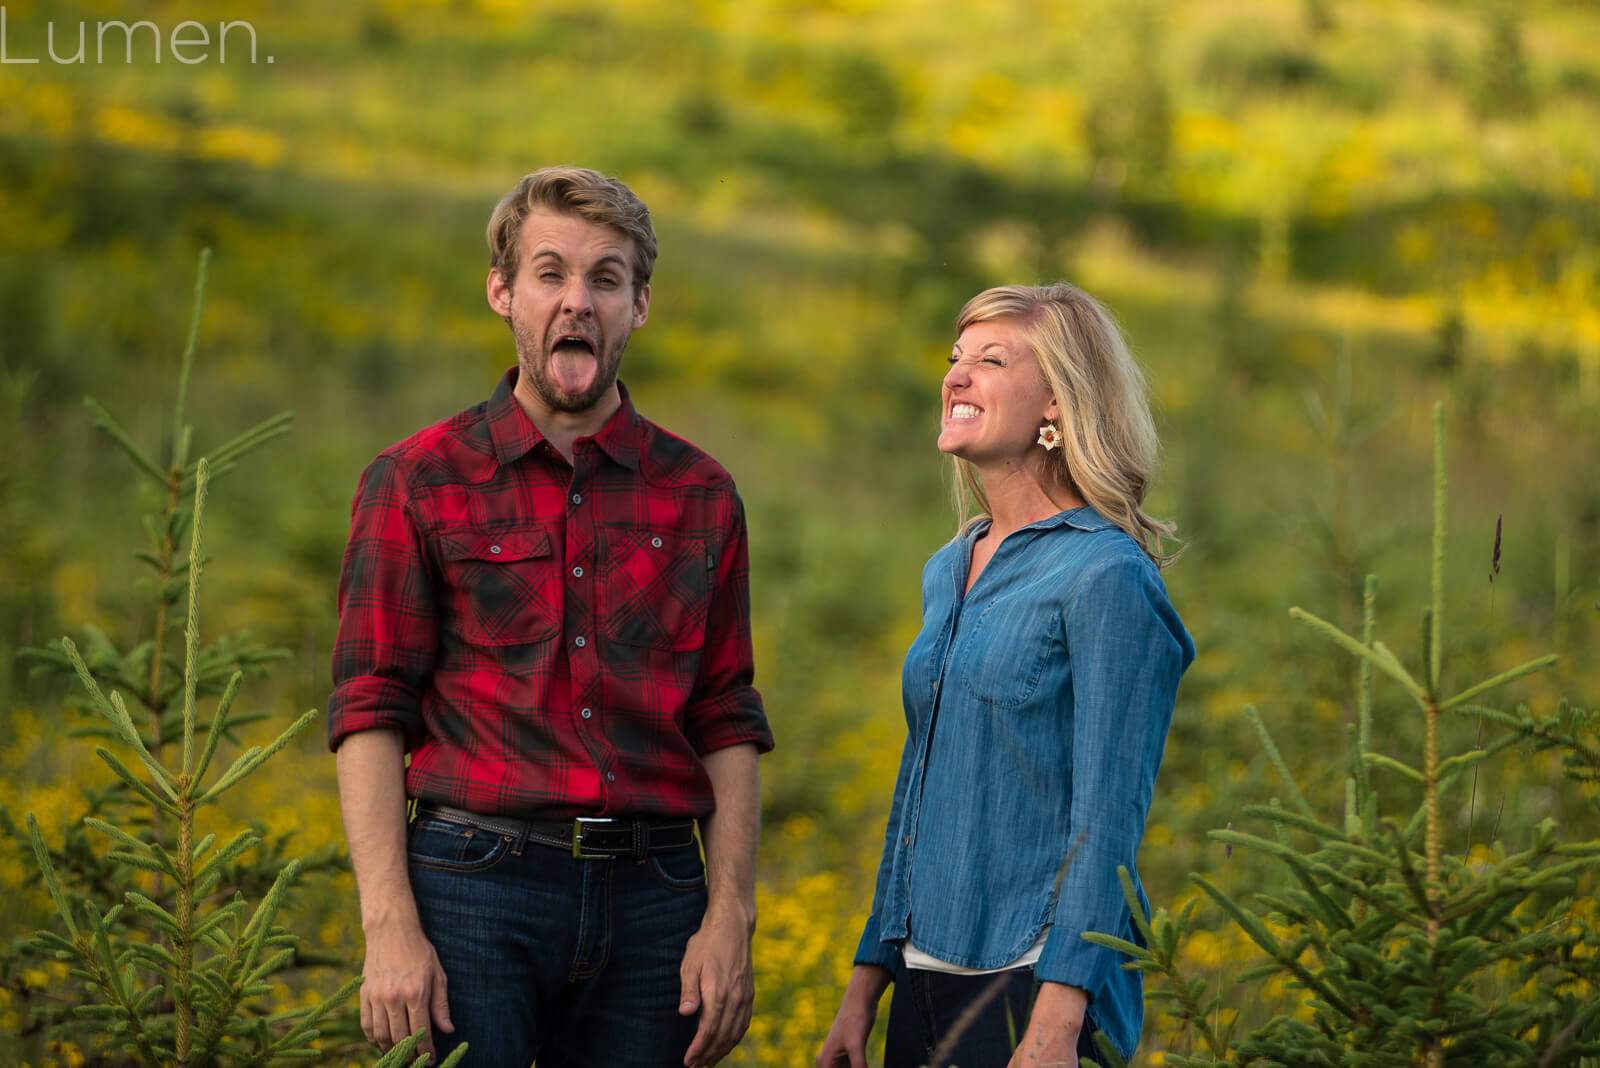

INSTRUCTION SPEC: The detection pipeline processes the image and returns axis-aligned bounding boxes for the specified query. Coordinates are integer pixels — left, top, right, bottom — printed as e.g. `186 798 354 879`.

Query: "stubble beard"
511 317 629 415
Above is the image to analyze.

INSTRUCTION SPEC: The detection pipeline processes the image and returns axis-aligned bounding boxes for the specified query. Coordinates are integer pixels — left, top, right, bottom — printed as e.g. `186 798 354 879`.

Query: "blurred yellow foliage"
197 123 285 167
94 104 180 152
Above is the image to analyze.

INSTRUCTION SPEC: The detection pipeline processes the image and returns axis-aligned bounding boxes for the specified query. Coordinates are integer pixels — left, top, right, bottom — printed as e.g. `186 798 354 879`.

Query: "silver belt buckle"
572 817 616 860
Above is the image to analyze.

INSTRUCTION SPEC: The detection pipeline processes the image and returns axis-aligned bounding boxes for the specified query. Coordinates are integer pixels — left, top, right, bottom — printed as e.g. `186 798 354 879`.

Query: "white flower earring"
1036 423 1061 451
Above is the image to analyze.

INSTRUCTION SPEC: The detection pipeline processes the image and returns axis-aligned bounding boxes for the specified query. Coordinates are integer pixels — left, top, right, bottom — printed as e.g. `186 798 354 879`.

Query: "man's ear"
632 283 651 330
487 268 513 320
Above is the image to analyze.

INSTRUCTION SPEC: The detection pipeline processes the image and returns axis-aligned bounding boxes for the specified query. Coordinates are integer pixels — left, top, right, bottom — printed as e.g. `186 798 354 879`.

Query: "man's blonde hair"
951 282 1180 566
486 166 657 292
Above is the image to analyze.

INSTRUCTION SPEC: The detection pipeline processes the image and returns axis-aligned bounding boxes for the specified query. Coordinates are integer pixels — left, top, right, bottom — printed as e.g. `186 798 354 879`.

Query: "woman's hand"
1007 981 1089 1068
817 964 893 1068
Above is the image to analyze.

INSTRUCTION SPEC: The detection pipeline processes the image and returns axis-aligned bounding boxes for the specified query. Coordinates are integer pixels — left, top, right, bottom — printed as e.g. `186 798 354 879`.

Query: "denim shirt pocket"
958 596 1054 707
437 526 560 645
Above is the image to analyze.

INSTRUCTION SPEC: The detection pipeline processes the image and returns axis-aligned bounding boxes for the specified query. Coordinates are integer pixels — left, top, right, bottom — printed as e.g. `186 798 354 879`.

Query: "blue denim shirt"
855 506 1194 1060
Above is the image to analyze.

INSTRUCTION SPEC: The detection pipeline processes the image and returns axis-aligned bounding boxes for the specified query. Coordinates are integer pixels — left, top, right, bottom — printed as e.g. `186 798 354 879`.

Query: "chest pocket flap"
438 527 559 645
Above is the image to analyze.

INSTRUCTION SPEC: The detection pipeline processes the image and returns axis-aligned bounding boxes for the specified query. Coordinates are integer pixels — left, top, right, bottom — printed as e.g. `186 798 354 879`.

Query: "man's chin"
513 348 622 416
547 391 606 414
530 376 617 415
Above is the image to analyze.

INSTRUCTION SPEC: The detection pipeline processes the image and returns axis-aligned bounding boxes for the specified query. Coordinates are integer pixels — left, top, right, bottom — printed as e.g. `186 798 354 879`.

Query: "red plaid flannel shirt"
328 370 772 818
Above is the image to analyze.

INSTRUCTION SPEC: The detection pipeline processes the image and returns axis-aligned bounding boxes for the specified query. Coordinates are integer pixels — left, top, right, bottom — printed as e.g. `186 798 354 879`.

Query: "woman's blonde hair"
950 282 1181 567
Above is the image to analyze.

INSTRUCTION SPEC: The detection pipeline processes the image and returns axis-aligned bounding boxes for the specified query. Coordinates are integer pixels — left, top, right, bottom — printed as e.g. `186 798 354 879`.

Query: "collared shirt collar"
964 504 1116 543
485 368 646 472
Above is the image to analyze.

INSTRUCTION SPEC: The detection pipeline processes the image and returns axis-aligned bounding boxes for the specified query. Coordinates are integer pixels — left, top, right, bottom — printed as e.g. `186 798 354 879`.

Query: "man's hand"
359 920 454 1057
683 743 762 1067
337 731 452 1059
1006 981 1088 1068
678 904 754 1067
817 964 892 1068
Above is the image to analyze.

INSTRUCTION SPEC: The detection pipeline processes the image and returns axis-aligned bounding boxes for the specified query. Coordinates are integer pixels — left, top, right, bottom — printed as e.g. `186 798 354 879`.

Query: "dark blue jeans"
884 958 1100 1068
407 812 707 1067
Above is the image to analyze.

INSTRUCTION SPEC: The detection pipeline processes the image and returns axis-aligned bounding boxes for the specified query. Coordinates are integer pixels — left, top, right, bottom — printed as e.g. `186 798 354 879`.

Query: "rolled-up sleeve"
327 453 438 752
682 491 772 756
1038 552 1192 990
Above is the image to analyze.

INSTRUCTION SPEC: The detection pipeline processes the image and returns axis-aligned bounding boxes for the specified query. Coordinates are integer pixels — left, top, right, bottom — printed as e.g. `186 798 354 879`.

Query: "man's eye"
595 276 618 288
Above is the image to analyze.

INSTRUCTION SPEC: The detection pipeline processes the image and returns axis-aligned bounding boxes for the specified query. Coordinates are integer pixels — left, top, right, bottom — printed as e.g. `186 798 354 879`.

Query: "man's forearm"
336 729 420 932
698 743 760 929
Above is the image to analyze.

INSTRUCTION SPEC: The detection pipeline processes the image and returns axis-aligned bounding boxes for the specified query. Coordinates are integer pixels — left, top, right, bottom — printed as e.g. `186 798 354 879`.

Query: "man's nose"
562 280 595 316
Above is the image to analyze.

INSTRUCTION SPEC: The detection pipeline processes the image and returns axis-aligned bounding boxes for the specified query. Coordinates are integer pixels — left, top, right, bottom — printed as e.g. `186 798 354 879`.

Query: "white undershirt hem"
902 930 1048 975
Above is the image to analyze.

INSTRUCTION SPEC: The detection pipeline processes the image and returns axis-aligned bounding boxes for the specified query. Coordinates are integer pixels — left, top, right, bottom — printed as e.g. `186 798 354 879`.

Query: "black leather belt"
413 802 698 860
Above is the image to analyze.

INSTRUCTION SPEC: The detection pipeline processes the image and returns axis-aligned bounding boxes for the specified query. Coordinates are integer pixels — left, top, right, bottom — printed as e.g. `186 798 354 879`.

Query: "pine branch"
1429 402 1444 697
84 398 168 487
1192 873 1358 1021
171 249 210 473
1288 609 1428 706
1242 705 1316 818
1440 656 1560 711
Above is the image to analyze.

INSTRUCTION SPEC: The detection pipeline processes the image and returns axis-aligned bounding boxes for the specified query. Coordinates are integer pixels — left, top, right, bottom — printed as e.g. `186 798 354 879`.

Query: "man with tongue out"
328 166 773 1067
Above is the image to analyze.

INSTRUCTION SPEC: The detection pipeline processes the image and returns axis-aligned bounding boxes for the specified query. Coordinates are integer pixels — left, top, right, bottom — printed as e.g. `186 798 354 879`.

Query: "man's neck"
513 382 623 464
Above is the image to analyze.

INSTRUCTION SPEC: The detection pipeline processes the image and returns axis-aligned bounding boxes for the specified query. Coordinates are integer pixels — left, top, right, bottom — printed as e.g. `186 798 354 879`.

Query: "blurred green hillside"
2 0 1597 1062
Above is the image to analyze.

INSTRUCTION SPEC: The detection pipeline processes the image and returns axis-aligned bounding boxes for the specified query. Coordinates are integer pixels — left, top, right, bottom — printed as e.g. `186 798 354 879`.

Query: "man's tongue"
550 341 597 395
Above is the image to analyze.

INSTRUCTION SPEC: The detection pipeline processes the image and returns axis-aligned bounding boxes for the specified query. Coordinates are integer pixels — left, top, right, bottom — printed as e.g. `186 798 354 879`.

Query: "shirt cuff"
326 676 424 752
853 924 902 972
1034 924 1123 991
685 688 774 755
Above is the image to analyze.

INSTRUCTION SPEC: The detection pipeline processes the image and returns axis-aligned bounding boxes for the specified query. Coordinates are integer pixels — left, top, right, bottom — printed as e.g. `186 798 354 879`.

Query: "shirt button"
575 636 586 648
571 493 583 505
650 536 662 548
489 545 502 554
606 772 616 782
581 707 592 720
572 566 583 578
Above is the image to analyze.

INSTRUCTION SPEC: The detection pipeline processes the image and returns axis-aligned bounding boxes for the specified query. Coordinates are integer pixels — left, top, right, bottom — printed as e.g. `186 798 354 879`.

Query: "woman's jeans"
884 957 1101 1068
406 812 707 1067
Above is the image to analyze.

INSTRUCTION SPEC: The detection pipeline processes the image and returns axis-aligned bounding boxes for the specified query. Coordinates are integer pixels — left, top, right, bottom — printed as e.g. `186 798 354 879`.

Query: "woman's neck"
977 461 1084 541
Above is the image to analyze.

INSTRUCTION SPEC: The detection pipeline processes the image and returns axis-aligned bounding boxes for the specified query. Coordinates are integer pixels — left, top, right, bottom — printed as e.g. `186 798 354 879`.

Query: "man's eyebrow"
527 248 628 273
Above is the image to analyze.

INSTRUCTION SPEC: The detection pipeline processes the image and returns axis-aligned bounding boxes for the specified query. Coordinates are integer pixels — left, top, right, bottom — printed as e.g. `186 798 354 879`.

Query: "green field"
2 0 1597 1063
